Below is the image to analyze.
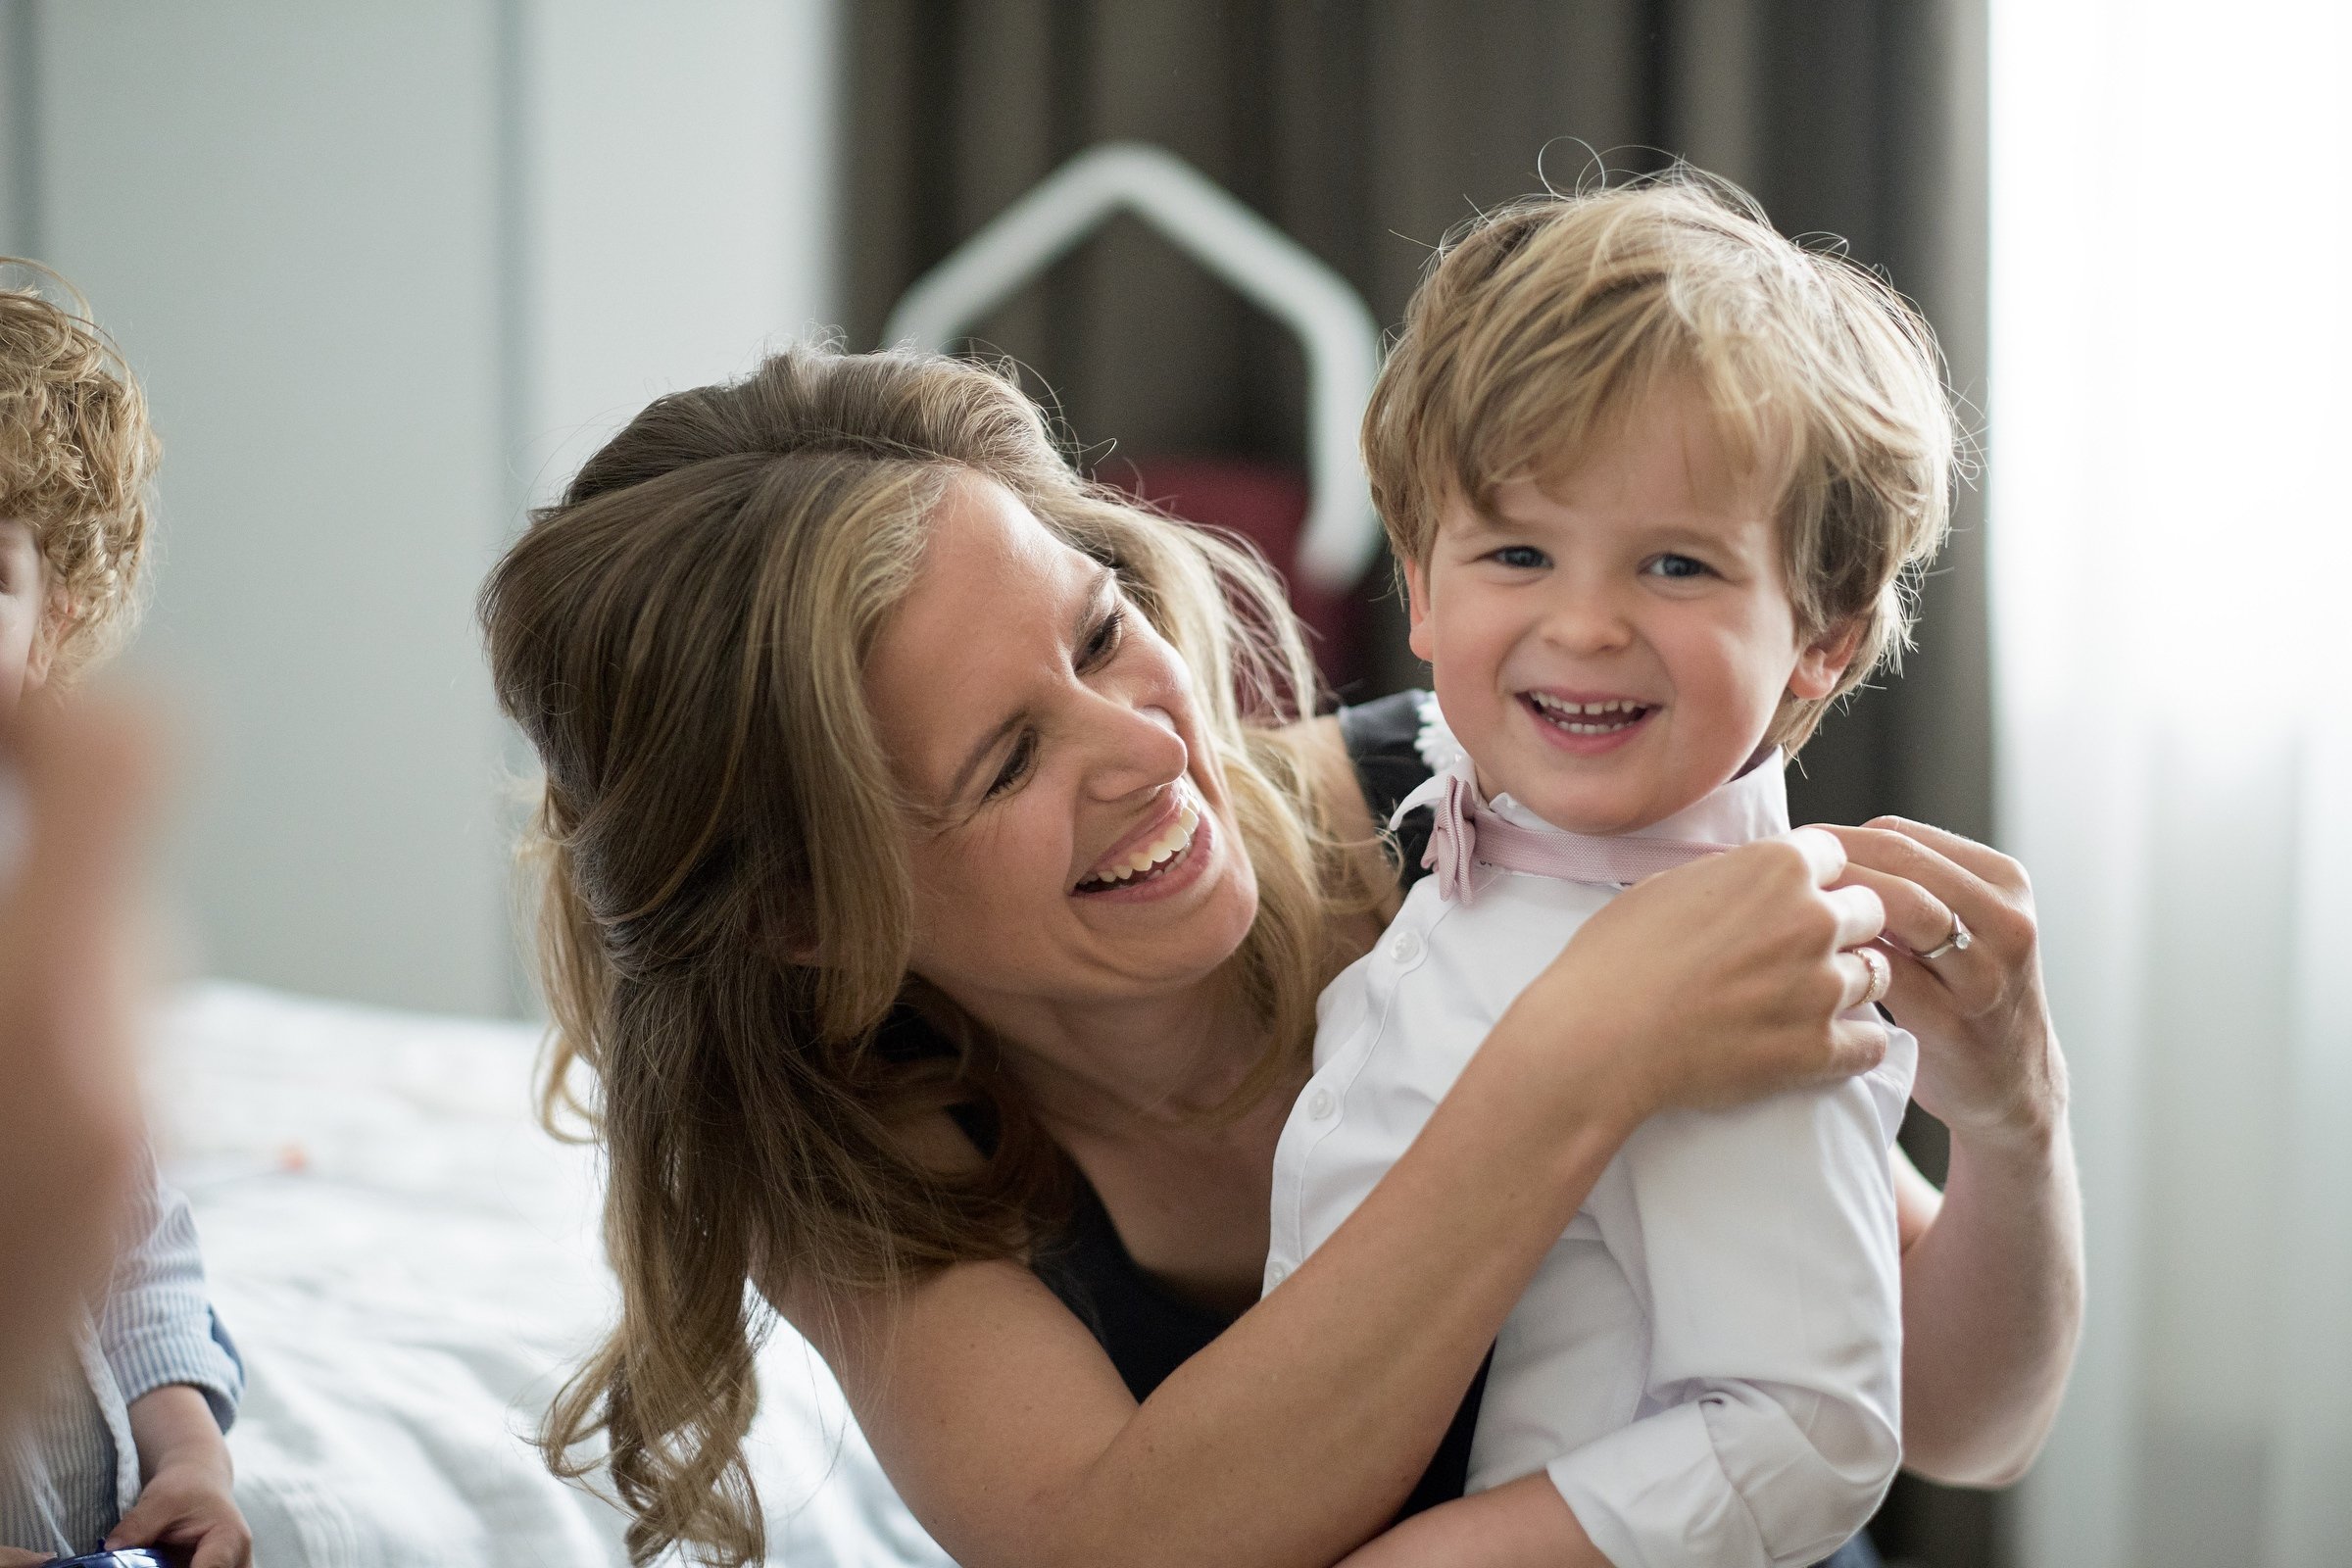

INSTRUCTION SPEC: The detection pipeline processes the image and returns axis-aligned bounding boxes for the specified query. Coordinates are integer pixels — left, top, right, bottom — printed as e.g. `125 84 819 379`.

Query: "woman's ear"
1788 617 1868 703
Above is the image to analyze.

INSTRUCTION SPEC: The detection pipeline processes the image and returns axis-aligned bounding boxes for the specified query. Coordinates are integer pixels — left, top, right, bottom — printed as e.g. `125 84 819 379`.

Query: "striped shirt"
0 1155 243 1556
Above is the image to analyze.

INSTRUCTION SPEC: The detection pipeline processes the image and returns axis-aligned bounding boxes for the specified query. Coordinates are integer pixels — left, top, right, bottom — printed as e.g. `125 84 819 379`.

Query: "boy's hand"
0 698 151 1407
108 1385 253 1568
0 1549 57 1566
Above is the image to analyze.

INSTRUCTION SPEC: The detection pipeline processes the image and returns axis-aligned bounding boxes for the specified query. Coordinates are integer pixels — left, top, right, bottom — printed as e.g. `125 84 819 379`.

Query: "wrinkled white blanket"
149 983 953 1568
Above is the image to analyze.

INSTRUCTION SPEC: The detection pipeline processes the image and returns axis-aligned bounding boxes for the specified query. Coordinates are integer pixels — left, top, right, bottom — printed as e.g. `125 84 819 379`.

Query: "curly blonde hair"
0 262 157 683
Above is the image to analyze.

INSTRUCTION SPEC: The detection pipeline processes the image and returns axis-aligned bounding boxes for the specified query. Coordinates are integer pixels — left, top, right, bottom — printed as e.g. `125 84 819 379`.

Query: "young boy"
0 270 251 1568
1264 179 1954 1567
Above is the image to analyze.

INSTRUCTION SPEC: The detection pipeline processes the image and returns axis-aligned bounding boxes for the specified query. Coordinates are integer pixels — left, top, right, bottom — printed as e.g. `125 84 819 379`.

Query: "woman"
482 347 2080 1568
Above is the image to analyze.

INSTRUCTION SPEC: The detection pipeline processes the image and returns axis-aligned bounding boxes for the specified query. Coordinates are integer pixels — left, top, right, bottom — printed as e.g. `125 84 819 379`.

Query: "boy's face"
0 519 57 713
1404 380 1857 836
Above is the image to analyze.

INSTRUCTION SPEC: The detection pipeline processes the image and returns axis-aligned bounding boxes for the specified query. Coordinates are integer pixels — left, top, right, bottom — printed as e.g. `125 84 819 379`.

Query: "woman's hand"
1813 817 2067 1148
1512 827 1892 1131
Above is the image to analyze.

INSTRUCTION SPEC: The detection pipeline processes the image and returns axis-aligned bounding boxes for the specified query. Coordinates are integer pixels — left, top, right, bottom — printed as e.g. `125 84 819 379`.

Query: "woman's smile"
1072 778 1212 901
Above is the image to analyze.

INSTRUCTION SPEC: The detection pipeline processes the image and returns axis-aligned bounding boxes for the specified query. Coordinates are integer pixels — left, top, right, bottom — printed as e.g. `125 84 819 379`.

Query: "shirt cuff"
107 1308 246 1432
1546 1401 1771 1568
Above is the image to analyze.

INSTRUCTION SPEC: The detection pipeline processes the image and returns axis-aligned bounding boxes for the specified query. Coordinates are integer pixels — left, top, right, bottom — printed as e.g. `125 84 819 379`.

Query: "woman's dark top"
907 689 1883 1562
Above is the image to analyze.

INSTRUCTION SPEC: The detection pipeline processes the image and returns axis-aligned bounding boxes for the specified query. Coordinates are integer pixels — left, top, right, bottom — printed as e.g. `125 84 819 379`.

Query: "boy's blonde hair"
0 262 156 684
1364 172 1955 752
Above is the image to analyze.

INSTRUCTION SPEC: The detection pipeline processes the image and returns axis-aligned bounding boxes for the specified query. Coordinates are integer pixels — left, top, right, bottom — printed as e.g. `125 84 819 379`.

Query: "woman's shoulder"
1334 689 1451 825
1285 689 1446 899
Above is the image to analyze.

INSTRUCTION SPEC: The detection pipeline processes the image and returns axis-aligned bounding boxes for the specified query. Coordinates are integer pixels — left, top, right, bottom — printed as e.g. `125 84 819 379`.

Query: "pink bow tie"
1421 772 1736 904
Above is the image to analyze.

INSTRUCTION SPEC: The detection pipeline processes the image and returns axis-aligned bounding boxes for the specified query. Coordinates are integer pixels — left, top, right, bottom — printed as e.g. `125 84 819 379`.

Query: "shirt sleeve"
96 1155 245 1432
1544 1028 1914 1568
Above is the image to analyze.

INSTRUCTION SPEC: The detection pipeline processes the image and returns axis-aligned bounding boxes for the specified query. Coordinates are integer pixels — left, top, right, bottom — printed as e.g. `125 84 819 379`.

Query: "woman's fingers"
1864 814 2028 895
1830 862 1960 965
1827 1013 1891 1079
1834 947 1888 1012
1824 882 1887 950
1783 824 1849 887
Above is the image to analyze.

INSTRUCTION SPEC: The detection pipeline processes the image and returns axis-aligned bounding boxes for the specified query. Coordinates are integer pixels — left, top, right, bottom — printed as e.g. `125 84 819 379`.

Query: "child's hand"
0 1549 58 1566
108 1385 254 1568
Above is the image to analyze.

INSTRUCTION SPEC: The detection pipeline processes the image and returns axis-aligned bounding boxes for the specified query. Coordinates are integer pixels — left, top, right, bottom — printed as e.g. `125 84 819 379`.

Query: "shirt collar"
1394 695 1790 847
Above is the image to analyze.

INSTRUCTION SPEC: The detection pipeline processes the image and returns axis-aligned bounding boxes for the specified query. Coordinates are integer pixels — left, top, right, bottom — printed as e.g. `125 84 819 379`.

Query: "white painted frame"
885 141 1384 593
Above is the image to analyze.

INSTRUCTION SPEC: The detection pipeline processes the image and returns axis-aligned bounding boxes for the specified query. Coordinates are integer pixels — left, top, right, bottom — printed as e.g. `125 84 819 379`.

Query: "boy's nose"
1539 580 1636 655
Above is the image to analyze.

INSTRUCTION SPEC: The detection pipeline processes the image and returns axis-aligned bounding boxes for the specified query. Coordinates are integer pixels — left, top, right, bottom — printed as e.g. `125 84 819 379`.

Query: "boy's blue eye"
1645 554 1708 579
1491 545 1549 570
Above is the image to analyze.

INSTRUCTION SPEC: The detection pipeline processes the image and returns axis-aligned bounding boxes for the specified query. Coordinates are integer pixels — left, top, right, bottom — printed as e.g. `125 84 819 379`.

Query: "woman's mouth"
1073 785 1204 896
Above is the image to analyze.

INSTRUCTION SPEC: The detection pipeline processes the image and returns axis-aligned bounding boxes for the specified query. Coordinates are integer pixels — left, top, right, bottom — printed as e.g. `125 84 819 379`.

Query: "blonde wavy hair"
0 261 157 683
481 346 1358 1567
1365 172 1956 752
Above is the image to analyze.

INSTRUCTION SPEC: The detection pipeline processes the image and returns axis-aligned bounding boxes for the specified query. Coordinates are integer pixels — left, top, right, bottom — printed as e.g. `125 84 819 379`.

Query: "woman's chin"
1073 824 1260 982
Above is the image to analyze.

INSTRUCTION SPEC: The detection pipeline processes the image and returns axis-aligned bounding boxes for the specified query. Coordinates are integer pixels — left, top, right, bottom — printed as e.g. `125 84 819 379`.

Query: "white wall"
523 0 838 503
6 1 837 1016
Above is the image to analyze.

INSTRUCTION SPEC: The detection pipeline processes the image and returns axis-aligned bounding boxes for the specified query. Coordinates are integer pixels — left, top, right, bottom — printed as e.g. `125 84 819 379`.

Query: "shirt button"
1390 928 1425 966
1266 1260 1292 1288
1308 1088 1336 1120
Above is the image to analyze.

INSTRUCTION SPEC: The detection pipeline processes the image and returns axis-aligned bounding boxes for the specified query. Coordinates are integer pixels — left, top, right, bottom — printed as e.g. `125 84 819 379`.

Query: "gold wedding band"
1857 944 1892 1006
1917 912 1973 962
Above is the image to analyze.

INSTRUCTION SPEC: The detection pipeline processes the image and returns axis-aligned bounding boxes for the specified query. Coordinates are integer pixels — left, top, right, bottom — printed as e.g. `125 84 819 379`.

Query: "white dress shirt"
1265 704 1914 1568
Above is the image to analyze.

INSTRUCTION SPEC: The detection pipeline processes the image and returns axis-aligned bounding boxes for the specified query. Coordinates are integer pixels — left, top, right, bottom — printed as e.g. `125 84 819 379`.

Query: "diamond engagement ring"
1917 912 1973 962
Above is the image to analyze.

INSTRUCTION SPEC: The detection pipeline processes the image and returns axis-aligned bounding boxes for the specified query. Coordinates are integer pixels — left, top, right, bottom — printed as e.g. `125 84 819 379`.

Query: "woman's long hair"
481 346 1359 1566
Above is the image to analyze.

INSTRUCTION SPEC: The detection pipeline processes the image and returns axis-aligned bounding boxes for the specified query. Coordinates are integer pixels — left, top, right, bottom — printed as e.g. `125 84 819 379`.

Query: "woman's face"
864 476 1260 1023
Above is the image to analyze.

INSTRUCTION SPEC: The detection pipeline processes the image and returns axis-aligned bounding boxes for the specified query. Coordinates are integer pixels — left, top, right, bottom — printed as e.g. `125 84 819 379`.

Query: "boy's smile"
1405 380 1860 836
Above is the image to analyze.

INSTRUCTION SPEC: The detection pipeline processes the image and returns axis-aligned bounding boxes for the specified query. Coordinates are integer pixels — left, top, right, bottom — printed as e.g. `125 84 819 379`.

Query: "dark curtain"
845 6 1998 1562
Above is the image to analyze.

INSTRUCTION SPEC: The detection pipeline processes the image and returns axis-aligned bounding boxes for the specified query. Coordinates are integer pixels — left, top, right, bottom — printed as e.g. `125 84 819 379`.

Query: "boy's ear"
1403 557 1436 665
22 585 71 694
1788 617 1868 702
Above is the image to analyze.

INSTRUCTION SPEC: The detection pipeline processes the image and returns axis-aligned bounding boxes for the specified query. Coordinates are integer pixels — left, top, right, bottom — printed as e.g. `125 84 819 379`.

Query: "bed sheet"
148 982 955 1568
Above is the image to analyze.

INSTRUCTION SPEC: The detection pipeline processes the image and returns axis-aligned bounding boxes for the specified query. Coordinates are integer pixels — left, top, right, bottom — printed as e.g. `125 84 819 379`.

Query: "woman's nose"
1083 700 1189 801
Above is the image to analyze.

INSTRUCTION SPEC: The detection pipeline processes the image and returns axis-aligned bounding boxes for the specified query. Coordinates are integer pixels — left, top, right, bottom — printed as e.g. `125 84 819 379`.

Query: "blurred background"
3 3 2344 1566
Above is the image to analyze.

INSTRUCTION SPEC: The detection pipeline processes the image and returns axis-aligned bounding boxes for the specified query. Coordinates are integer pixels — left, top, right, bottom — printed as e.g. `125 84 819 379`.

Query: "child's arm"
107 1383 251 1568
94 1165 252 1567
1336 1475 1611 1568
1540 1031 1915 1568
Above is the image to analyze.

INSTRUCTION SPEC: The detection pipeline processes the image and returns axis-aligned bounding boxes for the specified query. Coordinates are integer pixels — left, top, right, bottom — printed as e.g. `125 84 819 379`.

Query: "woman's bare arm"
1823 819 2083 1487
789 827 1892 1568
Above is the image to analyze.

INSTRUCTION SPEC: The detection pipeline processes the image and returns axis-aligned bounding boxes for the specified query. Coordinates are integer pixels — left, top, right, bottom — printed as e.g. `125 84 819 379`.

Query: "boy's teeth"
1527 693 1648 732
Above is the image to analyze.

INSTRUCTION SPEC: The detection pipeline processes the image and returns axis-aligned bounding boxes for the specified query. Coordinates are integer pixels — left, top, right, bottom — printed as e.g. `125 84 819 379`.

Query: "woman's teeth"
1526 693 1651 734
1079 794 1201 891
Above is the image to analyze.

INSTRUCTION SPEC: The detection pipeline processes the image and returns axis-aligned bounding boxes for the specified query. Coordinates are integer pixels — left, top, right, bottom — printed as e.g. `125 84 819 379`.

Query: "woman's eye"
1490 545 1549 570
1079 606 1126 670
1644 554 1709 580
984 731 1037 801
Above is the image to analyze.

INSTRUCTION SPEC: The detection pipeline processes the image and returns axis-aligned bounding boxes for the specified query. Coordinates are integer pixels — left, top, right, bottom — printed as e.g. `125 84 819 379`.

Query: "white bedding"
149 982 954 1568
